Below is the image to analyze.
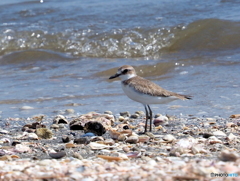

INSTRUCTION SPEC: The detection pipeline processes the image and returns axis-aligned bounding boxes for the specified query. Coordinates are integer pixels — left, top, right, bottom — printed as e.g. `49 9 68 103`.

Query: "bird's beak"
109 73 120 79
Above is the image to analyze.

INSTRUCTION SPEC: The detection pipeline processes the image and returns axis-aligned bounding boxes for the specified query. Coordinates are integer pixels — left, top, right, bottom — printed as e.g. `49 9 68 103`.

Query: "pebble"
126 136 139 144
49 151 66 159
74 138 90 144
120 111 130 117
36 128 53 139
162 134 176 143
82 132 96 137
65 109 75 114
104 111 113 115
218 150 239 162
212 130 227 137
20 106 34 110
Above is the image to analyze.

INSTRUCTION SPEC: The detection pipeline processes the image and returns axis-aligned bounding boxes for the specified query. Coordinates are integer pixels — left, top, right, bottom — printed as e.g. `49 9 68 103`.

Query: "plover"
109 65 191 132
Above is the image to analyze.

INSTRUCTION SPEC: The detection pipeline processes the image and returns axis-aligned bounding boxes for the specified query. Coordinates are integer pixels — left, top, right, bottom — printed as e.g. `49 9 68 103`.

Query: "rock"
130 114 139 119
138 135 150 143
213 130 226 137
51 124 60 129
74 138 90 144
126 136 139 144
120 111 130 117
118 116 125 122
202 133 213 138
227 133 238 141
14 144 31 153
65 143 77 148
153 115 169 126
20 106 34 110
104 111 113 115
62 135 73 143
22 122 46 131
84 121 106 136
15 132 38 140
73 152 83 160
11 141 21 146
118 134 127 141
82 132 96 137
36 128 53 139
49 151 66 159
208 136 222 144
0 130 9 134
65 109 75 114
218 150 239 162
163 134 176 143
53 115 69 124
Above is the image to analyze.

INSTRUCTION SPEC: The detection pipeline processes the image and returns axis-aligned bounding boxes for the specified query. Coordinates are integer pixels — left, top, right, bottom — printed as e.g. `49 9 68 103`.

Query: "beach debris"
230 114 240 118
36 128 53 139
153 115 169 126
84 121 106 136
126 135 139 144
53 115 69 124
218 150 239 162
74 138 90 145
15 132 38 140
162 134 176 143
49 151 66 159
97 155 124 162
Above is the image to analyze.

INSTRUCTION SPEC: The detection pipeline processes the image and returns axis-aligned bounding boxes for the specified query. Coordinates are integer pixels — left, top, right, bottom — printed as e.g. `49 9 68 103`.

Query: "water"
0 0 240 118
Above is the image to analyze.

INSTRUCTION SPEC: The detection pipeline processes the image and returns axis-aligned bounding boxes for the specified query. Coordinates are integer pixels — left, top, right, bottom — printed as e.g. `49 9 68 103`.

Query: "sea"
0 0 240 119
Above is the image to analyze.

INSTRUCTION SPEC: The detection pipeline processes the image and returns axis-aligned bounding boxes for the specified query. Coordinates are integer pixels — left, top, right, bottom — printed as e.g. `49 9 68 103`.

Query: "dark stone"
74 138 90 144
84 121 106 136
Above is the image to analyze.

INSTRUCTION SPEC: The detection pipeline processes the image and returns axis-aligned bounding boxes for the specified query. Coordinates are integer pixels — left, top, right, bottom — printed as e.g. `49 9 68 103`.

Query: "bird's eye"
122 69 128 74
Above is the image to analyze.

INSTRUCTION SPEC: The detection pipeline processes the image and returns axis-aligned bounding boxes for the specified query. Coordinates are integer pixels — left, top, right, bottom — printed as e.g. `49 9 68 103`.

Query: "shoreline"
0 111 239 180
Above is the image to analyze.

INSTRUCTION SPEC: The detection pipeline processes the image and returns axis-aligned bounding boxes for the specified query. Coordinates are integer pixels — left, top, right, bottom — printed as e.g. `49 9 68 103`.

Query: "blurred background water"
0 0 239 118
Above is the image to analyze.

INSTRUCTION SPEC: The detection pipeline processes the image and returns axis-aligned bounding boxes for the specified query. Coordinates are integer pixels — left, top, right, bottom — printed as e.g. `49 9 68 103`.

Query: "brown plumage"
123 76 191 100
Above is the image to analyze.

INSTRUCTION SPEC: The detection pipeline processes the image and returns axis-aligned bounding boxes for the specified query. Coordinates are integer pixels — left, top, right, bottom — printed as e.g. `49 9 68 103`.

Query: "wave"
0 19 240 59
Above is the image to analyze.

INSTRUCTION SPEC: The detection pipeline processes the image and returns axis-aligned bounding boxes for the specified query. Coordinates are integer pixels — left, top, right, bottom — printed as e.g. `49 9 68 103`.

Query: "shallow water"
0 0 240 118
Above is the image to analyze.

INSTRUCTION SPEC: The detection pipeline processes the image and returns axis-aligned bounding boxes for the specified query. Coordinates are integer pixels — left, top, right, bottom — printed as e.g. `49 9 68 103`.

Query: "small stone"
84 121 106 136
104 111 113 115
227 133 238 141
118 116 125 122
82 132 96 137
126 136 139 144
118 134 127 141
0 130 9 134
218 150 239 162
138 135 150 143
73 152 83 160
36 128 53 139
51 124 59 129
163 134 176 143
65 143 77 148
49 151 66 159
120 111 130 117
213 130 226 137
74 138 90 144
202 133 213 138
62 135 73 143
65 109 75 114
53 115 68 124
130 114 139 119
12 141 21 146
208 136 222 144
153 115 169 126
20 106 34 110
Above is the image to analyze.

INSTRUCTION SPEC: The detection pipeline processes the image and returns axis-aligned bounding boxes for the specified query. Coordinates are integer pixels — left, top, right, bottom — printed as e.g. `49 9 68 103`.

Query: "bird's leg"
144 105 149 133
147 105 152 132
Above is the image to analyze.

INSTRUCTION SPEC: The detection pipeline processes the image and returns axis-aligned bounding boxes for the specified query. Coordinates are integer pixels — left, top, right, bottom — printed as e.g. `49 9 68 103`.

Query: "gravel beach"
0 111 239 181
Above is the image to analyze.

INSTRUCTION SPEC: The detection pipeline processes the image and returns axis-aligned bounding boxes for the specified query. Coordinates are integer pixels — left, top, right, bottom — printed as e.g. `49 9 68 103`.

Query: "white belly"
121 84 178 105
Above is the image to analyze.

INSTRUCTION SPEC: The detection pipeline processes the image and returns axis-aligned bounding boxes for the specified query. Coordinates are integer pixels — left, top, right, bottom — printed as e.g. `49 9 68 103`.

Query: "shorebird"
109 65 191 133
